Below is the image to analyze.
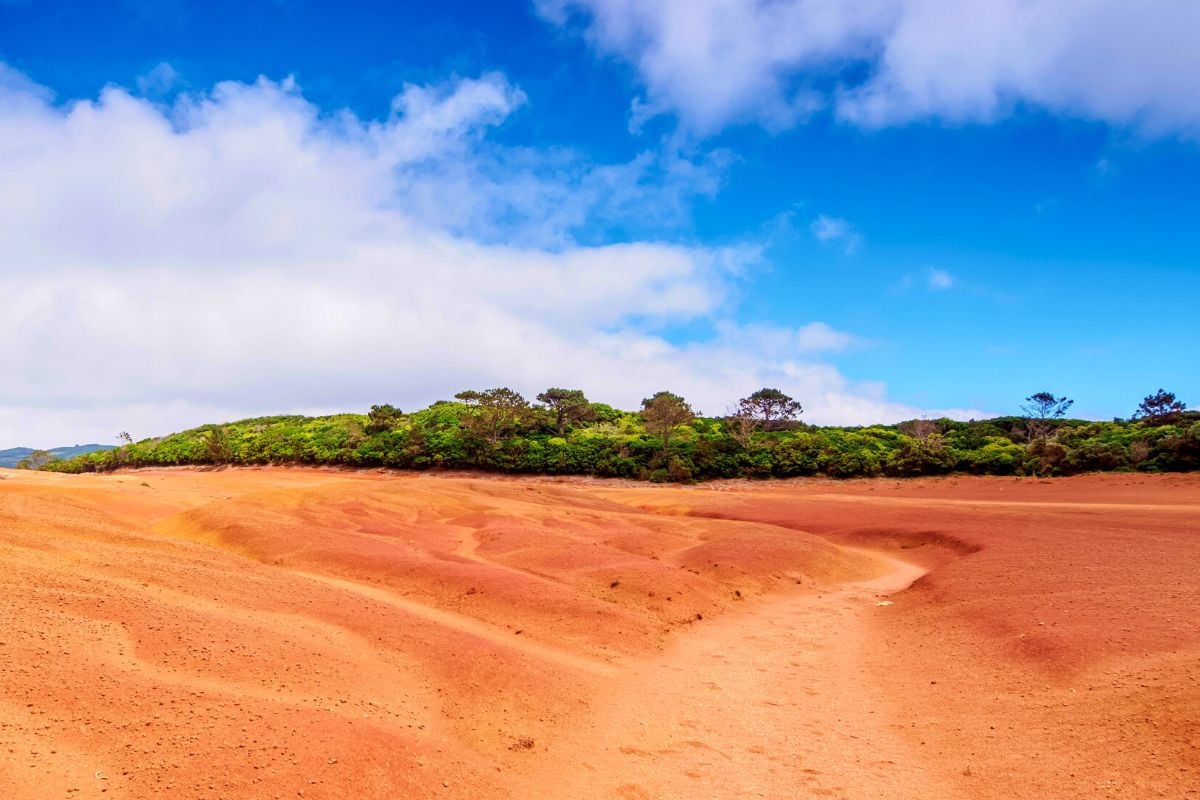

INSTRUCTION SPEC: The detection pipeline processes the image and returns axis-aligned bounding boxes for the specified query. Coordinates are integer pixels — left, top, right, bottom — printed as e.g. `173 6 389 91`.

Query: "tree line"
32 386 1199 480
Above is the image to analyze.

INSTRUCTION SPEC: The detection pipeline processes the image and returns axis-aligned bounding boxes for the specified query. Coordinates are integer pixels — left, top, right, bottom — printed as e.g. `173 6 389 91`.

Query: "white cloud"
539 0 1200 138
0 65 984 446
810 214 862 253
925 267 954 291
537 0 876 133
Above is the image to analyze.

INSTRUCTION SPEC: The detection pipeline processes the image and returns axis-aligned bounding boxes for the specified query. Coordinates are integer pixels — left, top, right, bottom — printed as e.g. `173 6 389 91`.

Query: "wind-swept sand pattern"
1 468 1197 799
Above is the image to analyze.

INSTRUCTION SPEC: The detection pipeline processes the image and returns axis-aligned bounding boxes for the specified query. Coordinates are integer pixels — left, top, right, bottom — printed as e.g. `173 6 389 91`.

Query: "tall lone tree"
455 388 533 445
536 388 594 435
641 391 695 456
1134 389 1187 425
736 388 803 432
1021 391 1074 440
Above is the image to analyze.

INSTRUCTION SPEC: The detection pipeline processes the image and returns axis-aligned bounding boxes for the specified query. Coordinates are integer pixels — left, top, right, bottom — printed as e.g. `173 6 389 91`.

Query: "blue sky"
1 0 1197 445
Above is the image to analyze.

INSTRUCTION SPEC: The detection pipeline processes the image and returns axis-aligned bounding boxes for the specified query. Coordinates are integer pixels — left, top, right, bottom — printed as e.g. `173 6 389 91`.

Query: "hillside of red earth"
1 468 1196 799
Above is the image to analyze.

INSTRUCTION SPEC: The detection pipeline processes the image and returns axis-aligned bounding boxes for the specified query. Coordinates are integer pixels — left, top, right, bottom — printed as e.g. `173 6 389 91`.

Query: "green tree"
736 388 803 432
365 404 403 434
536 388 594 435
455 388 533 445
1134 389 1186 425
641 391 695 456
206 426 233 464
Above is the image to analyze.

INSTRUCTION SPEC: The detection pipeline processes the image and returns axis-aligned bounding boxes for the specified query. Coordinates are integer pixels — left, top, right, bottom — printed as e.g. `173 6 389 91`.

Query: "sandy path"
512 553 952 800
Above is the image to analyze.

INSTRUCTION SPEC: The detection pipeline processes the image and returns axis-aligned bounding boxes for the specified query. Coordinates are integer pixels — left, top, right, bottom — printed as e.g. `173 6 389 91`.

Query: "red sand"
0 468 1196 799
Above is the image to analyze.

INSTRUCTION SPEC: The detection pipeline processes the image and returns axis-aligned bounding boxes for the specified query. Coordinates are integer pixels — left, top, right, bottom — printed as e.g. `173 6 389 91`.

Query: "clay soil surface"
1 468 1197 799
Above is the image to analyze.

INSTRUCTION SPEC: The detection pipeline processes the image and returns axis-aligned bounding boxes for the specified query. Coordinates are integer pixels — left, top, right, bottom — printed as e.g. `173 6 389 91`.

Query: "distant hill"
0 444 115 469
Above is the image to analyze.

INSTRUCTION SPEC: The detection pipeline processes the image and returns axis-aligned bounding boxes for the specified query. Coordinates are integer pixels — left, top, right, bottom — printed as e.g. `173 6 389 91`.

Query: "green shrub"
43 399 1200 482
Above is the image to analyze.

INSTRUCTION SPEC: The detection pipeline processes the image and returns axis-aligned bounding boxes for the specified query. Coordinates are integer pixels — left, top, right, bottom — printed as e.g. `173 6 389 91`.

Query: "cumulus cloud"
539 0 1200 137
810 214 862 254
0 65 983 445
537 0 872 132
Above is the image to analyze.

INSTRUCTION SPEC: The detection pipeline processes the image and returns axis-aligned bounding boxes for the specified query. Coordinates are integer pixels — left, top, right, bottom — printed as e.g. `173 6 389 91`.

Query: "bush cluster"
43 389 1200 481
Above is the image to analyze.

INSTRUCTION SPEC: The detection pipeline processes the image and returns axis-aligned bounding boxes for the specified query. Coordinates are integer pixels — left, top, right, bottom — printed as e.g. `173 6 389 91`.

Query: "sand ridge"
1 468 1197 798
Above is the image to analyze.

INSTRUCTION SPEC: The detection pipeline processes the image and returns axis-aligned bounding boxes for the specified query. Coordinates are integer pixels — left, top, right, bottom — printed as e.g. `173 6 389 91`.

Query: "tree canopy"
456 388 533 445
641 391 695 454
735 388 803 431
365 404 403 434
1022 392 1075 419
39 387 1200 482
536 388 593 436
1021 391 1075 440
1135 389 1187 425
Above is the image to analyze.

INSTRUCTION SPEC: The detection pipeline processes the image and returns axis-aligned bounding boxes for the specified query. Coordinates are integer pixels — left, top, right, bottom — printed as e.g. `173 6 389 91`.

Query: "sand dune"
0 468 1196 799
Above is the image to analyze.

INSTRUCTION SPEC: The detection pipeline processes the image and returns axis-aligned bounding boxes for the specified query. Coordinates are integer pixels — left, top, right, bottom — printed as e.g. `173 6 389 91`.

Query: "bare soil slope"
0 469 1196 799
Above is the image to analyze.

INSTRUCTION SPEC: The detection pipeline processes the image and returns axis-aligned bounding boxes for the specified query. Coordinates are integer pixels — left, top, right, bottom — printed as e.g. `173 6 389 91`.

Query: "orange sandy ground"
0 468 1197 799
